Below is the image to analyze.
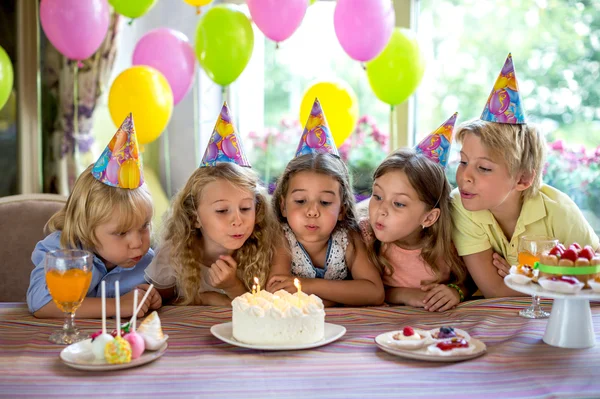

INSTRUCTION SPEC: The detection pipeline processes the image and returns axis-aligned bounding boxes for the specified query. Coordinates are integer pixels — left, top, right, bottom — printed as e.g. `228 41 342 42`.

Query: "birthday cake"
231 289 325 345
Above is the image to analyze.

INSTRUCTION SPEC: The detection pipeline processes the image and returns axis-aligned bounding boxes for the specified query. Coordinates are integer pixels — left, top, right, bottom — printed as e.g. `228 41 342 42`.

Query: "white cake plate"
505 275 600 349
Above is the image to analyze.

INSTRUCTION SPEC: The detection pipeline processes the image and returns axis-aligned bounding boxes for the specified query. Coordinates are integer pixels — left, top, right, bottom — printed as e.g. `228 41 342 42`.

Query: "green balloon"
366 28 425 106
108 0 158 19
195 5 254 87
0 46 14 111
310 0 318 4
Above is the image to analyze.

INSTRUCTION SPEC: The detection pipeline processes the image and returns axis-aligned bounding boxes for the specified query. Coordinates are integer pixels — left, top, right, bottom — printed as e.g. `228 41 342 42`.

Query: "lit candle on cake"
252 284 257 295
294 278 302 307
294 278 301 295
254 277 260 293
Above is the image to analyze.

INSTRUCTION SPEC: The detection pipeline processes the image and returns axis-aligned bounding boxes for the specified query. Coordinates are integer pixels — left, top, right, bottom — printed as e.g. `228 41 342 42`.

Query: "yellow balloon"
300 81 358 147
108 66 173 145
118 159 142 189
184 0 212 6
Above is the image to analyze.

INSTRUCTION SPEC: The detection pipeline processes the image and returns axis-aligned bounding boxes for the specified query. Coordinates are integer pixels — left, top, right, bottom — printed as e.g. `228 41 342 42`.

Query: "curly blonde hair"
162 163 279 305
272 153 359 233
46 164 153 251
365 149 466 285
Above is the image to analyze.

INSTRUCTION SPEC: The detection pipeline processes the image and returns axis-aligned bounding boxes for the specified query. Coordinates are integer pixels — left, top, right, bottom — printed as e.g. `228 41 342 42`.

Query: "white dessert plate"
60 338 167 371
375 332 486 362
210 322 346 350
376 328 431 350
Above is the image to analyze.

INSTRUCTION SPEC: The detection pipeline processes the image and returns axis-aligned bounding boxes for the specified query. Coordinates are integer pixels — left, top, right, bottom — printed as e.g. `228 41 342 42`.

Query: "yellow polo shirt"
451 185 600 266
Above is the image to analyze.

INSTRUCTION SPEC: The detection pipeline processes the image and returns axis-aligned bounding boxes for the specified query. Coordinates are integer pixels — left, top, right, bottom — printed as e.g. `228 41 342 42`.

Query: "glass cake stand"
505 275 599 348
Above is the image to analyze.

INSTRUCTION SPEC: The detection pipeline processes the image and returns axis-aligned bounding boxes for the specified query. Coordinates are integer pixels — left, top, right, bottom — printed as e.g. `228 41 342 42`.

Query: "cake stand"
505 275 599 349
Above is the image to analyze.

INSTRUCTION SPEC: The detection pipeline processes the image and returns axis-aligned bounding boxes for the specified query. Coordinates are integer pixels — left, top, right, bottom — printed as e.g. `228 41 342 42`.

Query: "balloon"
195 5 254 87
489 89 510 115
299 81 358 147
106 158 120 185
108 66 173 145
118 159 142 189
334 0 395 62
184 0 213 14
247 0 308 43
40 0 110 61
310 0 317 4
0 46 14 111
133 28 196 105
108 0 157 19
366 28 425 106
184 0 212 6
222 134 241 159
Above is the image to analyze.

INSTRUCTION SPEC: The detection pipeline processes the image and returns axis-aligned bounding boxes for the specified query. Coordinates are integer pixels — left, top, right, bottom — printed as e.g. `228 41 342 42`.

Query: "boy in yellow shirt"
451 54 599 298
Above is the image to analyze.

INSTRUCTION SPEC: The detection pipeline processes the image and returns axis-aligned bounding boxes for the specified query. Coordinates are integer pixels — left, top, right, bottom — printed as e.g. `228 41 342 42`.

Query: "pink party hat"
295 98 340 158
200 102 251 167
92 113 144 189
480 53 526 124
415 112 457 168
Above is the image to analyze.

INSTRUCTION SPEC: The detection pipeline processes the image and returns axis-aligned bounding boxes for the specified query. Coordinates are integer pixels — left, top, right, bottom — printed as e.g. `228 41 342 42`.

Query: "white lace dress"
282 223 349 280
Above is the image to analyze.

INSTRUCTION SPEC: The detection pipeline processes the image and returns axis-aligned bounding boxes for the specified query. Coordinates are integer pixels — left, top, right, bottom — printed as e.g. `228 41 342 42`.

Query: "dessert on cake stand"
505 275 599 349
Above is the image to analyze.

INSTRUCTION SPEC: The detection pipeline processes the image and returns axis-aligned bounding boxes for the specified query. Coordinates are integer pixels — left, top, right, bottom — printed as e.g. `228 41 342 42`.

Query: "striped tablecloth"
1 298 599 399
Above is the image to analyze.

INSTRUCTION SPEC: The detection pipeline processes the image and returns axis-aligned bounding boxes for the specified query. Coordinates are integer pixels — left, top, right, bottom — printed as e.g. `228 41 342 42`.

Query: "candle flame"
294 278 301 293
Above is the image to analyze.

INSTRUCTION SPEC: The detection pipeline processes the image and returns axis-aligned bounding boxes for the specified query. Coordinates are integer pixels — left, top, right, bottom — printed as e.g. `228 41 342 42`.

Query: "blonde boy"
451 55 599 298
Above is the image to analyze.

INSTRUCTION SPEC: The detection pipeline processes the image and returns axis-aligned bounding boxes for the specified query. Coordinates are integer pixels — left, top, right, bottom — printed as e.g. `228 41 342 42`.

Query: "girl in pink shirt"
361 148 468 311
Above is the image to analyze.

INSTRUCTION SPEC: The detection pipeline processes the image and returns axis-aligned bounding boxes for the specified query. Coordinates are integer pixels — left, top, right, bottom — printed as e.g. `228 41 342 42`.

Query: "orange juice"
518 251 539 267
46 269 92 313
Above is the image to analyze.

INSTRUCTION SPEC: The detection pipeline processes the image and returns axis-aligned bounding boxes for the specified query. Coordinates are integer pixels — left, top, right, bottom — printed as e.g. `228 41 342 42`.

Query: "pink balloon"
222 135 241 160
489 89 510 115
40 0 110 61
132 28 196 105
334 0 395 62
106 158 120 185
306 128 326 149
247 0 308 43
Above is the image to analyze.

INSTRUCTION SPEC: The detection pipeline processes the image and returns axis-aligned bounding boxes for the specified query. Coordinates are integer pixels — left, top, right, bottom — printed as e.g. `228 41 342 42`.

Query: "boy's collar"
471 191 546 226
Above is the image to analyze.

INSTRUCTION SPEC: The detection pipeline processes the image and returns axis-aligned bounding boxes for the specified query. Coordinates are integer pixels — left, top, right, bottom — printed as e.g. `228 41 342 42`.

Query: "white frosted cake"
231 289 325 345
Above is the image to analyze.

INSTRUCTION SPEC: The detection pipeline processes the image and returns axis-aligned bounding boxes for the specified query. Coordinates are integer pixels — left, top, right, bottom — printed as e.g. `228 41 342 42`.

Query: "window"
232 1 391 196
416 0 600 232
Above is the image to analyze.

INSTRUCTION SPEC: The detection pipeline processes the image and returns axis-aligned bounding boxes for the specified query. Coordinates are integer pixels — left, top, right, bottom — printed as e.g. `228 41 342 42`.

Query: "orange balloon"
118 159 142 189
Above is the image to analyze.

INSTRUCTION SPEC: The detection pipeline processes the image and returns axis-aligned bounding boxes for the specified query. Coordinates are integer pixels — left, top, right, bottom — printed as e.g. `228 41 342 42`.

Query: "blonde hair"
162 163 279 305
272 153 359 232
365 149 466 285
46 164 154 251
456 119 546 198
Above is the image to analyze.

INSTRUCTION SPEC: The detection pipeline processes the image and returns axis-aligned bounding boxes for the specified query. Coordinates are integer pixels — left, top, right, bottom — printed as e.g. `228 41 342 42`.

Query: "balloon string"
196 6 201 14
390 105 396 152
163 128 172 197
193 69 200 166
128 19 134 26
73 62 79 151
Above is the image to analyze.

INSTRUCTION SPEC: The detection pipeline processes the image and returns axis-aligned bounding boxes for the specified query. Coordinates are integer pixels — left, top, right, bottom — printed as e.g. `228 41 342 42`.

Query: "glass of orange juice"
518 235 559 319
44 249 93 344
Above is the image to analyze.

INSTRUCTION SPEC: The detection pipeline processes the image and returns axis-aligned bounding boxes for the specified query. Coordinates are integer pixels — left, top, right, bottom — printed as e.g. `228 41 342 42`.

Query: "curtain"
42 13 121 195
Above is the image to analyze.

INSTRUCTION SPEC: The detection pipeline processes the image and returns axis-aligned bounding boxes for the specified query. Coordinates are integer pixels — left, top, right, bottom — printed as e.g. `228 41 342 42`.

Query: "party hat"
92 113 144 189
200 102 251 167
295 98 340 158
415 112 457 168
480 53 526 124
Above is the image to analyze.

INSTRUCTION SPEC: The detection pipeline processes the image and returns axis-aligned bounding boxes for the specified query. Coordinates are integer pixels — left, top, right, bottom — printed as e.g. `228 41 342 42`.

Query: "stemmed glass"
517 235 559 319
44 249 93 344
